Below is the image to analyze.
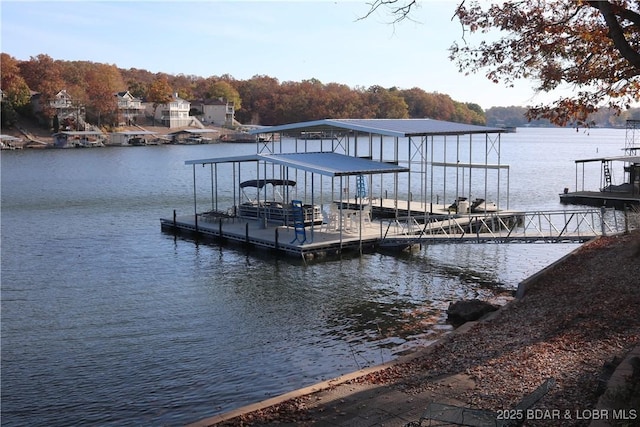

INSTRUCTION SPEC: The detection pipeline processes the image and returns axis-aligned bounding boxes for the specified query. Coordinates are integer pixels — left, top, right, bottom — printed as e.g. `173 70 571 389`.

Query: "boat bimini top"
239 179 296 189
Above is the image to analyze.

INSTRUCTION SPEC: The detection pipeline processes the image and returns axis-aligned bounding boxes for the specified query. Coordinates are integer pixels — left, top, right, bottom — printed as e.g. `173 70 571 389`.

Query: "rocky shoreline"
200 230 639 426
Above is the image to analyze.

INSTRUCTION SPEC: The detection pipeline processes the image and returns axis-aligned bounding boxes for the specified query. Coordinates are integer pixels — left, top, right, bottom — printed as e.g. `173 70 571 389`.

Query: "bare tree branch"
587 1 640 69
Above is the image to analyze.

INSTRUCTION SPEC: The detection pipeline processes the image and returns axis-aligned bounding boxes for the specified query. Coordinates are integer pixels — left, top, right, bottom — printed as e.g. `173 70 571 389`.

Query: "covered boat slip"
162 119 514 258
560 154 640 209
252 119 511 214
561 120 640 210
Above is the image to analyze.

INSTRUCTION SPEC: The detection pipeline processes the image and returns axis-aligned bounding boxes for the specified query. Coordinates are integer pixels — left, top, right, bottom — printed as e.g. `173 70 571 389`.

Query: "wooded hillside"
2 53 638 129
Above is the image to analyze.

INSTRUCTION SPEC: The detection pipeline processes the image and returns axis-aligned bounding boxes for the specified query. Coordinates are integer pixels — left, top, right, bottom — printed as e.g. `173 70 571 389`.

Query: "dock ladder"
356 174 367 199
603 161 612 189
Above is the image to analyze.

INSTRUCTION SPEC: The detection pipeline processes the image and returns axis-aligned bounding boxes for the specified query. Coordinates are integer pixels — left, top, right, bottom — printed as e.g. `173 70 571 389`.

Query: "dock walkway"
161 207 622 260
161 214 384 260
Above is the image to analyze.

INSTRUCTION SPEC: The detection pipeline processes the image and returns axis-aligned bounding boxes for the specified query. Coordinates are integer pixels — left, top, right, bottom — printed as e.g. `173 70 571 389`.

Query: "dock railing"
382 207 631 244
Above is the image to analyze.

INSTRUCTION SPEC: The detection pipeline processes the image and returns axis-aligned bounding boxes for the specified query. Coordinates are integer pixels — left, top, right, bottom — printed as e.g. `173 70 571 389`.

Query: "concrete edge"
184 359 400 427
186 320 481 427
515 236 599 299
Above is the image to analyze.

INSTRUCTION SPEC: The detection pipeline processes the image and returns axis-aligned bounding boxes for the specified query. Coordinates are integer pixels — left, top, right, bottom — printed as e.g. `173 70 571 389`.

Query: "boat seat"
352 204 372 229
321 206 339 232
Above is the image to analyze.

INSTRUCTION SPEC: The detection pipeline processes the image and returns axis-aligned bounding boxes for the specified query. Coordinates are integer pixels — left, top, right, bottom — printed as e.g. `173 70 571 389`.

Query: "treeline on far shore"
485 105 640 128
2 53 639 130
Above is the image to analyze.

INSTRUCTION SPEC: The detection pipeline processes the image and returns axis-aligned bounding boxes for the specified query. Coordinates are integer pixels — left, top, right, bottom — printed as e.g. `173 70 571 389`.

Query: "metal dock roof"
168 128 219 135
573 155 640 163
112 131 158 136
52 131 105 136
185 152 409 177
249 118 505 138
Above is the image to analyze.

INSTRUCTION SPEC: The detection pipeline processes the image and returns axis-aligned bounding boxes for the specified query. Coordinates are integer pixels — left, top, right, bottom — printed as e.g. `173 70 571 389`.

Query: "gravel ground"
217 230 640 426
387 229 640 424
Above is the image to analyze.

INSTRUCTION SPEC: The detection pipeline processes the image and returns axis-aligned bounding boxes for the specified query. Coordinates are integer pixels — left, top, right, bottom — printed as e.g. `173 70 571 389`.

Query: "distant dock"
560 190 640 210
560 119 640 210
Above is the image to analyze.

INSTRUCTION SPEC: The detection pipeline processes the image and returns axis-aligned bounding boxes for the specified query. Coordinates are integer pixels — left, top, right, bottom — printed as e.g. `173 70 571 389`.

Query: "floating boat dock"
560 120 640 210
161 203 619 260
160 205 525 260
162 118 621 260
560 190 639 210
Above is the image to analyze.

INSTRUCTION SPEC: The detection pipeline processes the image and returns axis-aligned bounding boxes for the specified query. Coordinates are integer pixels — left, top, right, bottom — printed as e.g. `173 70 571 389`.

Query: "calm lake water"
0 127 627 426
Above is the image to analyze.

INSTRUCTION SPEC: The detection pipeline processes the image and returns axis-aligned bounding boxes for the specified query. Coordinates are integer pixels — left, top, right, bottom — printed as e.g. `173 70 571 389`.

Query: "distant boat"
0 135 23 150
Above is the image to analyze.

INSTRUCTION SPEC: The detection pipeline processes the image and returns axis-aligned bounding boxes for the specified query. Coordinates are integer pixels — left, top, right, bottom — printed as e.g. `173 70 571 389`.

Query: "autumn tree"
122 67 157 98
364 85 409 118
204 79 242 111
324 82 365 118
146 76 173 125
0 54 31 126
364 0 640 126
235 75 281 124
85 63 124 127
18 54 66 122
168 73 197 101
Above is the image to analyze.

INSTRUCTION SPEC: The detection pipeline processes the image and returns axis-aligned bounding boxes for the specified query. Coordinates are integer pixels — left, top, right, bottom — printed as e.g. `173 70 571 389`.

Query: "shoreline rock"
446 299 499 327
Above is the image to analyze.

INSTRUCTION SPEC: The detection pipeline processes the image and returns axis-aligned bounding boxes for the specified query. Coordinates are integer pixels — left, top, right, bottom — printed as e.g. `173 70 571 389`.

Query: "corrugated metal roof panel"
185 155 260 165
185 152 409 177
249 118 504 137
265 152 409 176
574 155 640 164
113 131 157 136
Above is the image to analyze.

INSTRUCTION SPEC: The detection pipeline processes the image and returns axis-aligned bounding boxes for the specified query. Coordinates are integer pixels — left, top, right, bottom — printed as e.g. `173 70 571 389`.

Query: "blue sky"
1 1 550 109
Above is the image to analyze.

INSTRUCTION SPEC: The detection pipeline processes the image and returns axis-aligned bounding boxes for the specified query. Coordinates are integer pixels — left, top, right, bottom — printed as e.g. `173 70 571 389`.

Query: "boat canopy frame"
239 179 297 189
185 118 510 248
247 118 509 214
570 155 640 193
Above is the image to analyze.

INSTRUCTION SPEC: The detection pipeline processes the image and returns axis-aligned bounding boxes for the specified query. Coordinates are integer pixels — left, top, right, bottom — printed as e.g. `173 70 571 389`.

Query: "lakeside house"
115 91 145 126
191 98 236 127
145 93 204 129
24 89 237 131
30 89 85 128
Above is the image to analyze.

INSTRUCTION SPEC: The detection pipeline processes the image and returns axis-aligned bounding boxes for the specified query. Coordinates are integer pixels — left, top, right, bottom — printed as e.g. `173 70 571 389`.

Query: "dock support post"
275 228 279 250
195 213 199 233
173 209 176 226
219 218 223 239
245 223 250 244
600 206 606 236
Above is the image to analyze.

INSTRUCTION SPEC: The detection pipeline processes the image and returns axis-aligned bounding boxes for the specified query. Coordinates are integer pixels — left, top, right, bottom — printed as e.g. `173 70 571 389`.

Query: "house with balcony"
115 91 145 126
30 89 85 129
192 98 236 127
146 93 203 129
